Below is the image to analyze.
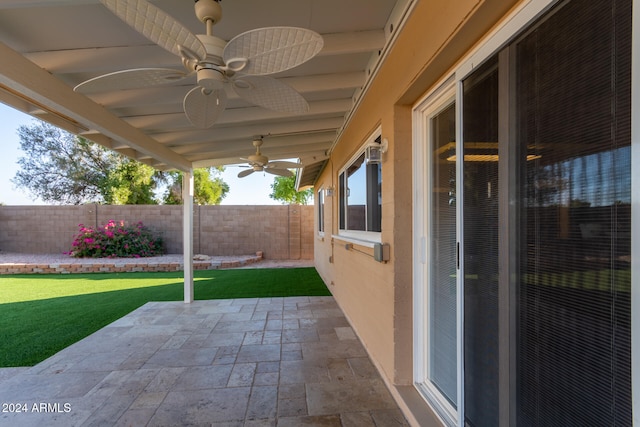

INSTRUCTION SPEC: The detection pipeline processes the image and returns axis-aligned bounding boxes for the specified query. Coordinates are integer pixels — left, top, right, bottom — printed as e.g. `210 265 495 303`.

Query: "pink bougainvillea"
67 220 164 258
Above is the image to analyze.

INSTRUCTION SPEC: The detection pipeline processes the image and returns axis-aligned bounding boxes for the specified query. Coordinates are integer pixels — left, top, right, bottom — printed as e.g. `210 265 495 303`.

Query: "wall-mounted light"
325 187 334 197
365 138 389 165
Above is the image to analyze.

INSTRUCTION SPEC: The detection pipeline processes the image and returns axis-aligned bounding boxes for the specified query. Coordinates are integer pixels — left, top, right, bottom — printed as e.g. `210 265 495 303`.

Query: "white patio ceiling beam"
0 41 192 171
85 72 365 109
155 117 345 146
24 30 386 74
173 131 336 156
123 99 352 130
0 0 96 7
184 143 332 165
193 148 330 169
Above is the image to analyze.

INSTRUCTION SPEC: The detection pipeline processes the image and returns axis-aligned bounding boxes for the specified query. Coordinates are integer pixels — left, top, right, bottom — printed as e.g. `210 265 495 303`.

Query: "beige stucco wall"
313 0 523 421
0 204 313 259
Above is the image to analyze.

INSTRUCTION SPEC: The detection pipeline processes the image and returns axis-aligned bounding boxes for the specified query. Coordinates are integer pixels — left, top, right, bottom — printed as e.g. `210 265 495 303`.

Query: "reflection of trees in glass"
526 146 630 207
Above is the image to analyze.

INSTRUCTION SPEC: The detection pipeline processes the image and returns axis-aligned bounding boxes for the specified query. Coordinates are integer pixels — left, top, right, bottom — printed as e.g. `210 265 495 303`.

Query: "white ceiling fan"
74 0 323 128
238 137 303 178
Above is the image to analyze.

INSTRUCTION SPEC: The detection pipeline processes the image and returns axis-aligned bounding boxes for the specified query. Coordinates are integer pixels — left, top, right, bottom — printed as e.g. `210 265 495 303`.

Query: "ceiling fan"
238 138 303 178
74 0 323 128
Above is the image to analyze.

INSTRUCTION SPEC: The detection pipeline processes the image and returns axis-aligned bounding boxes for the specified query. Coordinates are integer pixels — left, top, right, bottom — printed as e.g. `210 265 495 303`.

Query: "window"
317 188 325 234
338 133 382 238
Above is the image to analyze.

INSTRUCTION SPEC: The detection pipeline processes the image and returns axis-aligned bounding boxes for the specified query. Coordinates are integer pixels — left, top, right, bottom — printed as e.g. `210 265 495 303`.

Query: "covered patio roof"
0 0 413 188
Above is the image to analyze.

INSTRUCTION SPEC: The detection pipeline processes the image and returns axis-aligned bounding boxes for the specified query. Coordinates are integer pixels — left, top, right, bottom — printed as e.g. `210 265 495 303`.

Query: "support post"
183 170 194 303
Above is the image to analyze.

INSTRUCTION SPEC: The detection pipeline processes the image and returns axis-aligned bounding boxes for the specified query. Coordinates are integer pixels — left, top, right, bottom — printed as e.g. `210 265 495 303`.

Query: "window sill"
332 232 381 248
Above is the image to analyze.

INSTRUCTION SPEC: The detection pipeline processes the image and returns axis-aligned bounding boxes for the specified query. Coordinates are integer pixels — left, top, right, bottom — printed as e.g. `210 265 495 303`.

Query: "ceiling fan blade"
223 27 323 75
183 86 227 128
100 0 207 61
264 168 294 177
268 161 303 169
238 168 255 178
231 75 309 114
74 68 190 93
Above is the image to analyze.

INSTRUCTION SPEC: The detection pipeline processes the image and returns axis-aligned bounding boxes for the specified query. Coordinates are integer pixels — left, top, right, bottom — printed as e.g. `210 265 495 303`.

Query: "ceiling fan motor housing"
248 154 269 165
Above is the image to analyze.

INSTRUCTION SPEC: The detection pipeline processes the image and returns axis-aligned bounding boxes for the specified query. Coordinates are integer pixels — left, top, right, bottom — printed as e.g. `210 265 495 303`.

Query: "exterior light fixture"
365 138 389 165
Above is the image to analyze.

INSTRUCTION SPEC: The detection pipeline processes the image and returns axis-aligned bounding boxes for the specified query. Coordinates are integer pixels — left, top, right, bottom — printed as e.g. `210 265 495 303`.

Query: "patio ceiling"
0 0 412 188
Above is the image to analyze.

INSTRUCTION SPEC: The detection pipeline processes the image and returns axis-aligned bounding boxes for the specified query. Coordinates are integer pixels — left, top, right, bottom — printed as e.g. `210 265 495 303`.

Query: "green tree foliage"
162 167 229 205
12 121 231 205
12 122 118 204
101 160 160 205
269 171 313 205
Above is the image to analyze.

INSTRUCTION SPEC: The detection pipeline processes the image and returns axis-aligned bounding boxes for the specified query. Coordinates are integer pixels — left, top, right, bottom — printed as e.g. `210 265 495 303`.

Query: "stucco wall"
313 0 523 418
0 204 313 259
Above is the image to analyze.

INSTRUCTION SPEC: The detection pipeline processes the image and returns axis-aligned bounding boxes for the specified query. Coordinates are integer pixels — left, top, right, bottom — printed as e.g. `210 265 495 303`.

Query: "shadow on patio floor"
0 297 408 426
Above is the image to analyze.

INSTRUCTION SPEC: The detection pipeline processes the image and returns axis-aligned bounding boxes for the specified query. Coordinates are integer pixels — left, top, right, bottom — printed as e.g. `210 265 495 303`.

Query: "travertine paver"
0 297 408 426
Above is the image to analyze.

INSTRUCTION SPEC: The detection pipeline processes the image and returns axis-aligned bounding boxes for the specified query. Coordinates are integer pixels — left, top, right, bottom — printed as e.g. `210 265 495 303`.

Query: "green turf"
0 268 330 367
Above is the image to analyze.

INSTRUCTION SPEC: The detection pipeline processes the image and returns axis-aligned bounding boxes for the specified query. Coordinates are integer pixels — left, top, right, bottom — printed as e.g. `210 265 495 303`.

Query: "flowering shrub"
68 220 164 258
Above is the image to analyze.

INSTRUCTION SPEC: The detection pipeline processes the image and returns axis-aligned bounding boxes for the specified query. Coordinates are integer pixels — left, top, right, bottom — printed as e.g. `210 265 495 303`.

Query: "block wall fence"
0 204 314 260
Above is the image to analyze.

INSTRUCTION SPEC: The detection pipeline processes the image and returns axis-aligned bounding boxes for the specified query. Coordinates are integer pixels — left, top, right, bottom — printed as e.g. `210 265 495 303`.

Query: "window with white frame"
338 133 382 238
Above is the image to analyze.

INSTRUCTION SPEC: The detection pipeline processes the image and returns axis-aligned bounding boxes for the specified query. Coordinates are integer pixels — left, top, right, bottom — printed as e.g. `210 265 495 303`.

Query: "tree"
12 121 168 205
101 159 160 205
269 171 313 205
12 122 116 204
162 167 229 205
13 121 231 205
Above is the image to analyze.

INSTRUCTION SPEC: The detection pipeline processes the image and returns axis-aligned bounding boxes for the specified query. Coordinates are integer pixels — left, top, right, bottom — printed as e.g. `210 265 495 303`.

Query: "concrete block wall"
0 205 314 259
0 205 88 254
300 204 314 259
198 206 291 259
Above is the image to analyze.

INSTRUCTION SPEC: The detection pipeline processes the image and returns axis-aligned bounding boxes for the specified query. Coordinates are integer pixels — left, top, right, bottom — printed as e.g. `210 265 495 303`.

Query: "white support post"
183 170 194 303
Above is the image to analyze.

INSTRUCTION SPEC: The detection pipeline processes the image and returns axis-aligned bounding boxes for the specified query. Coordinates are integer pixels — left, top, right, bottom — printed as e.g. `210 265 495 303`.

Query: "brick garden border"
0 253 262 275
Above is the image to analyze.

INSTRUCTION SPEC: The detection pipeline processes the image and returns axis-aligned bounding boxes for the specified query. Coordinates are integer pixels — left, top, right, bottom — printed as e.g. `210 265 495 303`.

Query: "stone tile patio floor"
0 296 408 426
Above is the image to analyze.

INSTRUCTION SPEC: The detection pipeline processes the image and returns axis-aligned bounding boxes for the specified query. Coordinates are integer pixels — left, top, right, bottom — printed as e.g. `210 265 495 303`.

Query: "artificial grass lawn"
0 268 330 367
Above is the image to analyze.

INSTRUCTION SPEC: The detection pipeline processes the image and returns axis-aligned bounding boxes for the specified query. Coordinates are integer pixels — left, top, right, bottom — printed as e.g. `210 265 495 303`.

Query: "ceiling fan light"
233 80 252 90
197 68 225 90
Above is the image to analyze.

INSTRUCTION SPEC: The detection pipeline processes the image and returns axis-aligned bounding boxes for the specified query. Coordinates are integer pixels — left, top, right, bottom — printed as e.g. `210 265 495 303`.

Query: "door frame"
412 76 460 426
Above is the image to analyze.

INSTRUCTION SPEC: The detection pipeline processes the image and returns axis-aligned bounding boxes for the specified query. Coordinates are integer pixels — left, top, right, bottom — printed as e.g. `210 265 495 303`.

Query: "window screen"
515 0 631 425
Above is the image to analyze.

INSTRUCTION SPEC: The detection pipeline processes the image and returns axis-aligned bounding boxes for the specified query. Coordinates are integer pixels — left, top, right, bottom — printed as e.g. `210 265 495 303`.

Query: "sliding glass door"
428 102 458 409
414 87 459 425
514 0 632 424
414 0 632 425
462 56 500 427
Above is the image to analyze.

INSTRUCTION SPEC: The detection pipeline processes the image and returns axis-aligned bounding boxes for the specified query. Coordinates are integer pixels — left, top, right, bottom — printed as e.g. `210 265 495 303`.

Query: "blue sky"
0 103 282 206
